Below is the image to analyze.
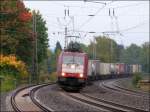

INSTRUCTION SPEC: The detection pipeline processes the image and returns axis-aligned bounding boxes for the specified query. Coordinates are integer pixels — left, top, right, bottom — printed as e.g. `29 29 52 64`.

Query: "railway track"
10 79 149 112
60 79 148 112
11 83 55 112
30 83 55 112
113 81 149 96
63 90 149 112
101 80 149 99
66 92 130 112
81 93 148 112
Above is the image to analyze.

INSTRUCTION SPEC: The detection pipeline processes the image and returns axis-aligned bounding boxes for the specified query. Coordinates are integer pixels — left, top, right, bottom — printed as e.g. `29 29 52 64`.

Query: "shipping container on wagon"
88 60 100 76
110 63 117 74
99 63 111 75
132 64 142 73
124 64 130 74
129 64 133 74
138 65 142 72
116 63 125 74
132 64 138 73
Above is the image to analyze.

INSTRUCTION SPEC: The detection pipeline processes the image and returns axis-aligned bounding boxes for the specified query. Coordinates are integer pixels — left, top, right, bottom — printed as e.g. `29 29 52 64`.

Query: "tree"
55 41 62 53
47 42 62 73
34 11 49 63
0 0 33 64
88 36 120 62
140 42 149 73
80 43 88 53
120 44 142 64
55 41 62 59
0 1 49 66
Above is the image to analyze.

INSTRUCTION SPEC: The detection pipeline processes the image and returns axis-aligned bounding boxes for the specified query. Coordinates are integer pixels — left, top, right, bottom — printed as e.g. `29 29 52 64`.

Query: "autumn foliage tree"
1 0 49 66
0 0 33 64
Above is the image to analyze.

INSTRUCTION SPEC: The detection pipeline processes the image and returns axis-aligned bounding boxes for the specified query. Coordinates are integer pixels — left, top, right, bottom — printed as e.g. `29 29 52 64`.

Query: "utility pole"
32 11 38 84
88 32 96 60
64 27 67 48
109 8 114 63
93 37 96 59
64 8 70 49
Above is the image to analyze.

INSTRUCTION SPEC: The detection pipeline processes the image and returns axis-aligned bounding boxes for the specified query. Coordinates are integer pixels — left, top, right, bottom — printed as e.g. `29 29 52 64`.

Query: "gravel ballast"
35 84 100 112
81 79 149 111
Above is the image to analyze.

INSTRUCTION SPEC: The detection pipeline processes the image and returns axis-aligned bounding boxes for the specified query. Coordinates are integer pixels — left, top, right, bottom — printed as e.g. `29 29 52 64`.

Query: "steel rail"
66 92 129 112
101 81 149 99
11 83 56 112
11 85 35 112
81 93 148 112
30 83 56 112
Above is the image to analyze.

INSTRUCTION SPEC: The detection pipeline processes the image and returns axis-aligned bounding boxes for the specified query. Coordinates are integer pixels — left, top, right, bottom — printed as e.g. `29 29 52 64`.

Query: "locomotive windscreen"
62 55 84 73
63 56 84 65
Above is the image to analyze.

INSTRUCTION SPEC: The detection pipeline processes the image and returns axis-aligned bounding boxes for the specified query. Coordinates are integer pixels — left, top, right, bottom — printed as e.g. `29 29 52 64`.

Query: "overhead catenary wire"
111 2 147 9
30 1 148 49
78 1 114 30
120 20 149 32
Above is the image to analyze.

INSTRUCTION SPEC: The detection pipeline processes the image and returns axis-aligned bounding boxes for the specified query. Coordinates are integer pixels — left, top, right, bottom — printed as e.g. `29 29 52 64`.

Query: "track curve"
11 83 55 112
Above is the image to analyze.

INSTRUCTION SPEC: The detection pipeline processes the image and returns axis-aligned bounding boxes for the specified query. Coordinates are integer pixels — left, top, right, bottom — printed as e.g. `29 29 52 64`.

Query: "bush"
39 74 49 83
0 54 29 92
1 75 16 92
132 72 142 87
49 72 57 82
0 54 29 79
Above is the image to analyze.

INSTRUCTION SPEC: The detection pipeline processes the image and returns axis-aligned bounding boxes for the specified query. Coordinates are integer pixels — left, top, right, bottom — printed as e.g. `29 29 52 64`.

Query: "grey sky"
24 1 149 49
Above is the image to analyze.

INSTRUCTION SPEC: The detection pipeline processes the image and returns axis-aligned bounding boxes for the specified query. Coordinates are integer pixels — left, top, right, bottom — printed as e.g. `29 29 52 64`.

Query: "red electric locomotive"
57 50 88 90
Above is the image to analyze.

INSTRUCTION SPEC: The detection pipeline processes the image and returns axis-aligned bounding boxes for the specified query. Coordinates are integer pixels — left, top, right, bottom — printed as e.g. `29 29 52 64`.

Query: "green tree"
34 11 49 63
88 36 119 62
80 43 88 53
55 41 62 60
140 42 149 73
55 41 62 54
120 44 142 64
48 42 62 73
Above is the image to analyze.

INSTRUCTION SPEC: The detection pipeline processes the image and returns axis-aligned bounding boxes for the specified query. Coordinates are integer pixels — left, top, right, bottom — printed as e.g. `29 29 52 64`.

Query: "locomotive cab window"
63 56 84 65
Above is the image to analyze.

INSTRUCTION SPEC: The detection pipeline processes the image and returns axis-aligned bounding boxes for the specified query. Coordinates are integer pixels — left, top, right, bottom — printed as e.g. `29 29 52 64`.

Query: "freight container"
132 64 142 73
99 63 110 75
124 64 130 74
110 63 117 74
116 63 125 74
88 60 100 76
129 64 133 74
138 65 142 72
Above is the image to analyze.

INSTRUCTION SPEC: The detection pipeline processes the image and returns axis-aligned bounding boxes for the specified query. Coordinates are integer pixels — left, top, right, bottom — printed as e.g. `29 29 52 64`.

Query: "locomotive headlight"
79 73 83 78
61 72 65 76
71 64 75 69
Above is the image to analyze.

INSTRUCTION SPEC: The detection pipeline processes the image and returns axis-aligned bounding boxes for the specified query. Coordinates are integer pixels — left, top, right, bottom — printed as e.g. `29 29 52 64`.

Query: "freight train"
57 42 141 91
57 55 141 90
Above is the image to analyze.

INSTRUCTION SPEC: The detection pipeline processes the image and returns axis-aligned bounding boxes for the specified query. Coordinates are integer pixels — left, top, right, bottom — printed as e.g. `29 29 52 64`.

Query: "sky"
24 1 149 49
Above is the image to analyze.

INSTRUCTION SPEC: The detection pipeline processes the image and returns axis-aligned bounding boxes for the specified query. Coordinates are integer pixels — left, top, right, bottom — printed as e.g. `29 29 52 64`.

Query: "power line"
78 1 113 30
77 5 105 30
112 2 148 9
120 21 149 32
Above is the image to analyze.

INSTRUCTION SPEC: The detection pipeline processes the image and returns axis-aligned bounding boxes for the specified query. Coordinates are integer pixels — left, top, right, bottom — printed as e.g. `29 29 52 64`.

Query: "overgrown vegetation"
0 55 29 92
132 72 142 87
0 0 49 92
